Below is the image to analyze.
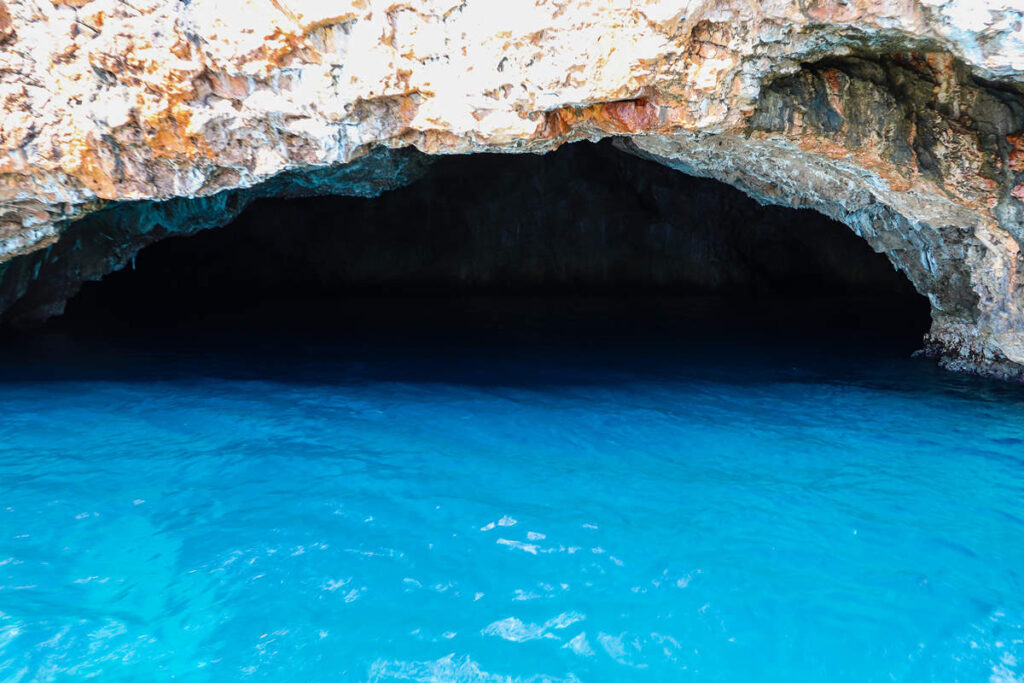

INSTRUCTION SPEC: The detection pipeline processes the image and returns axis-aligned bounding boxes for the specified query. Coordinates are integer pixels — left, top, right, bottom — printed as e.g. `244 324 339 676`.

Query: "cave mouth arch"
54 141 929 352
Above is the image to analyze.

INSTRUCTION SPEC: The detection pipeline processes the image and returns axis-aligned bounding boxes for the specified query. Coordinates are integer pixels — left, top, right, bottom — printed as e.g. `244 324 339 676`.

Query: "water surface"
1 297 1022 681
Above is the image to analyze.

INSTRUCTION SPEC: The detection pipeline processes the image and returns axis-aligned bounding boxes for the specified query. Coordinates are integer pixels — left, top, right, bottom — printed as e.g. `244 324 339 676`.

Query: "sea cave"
1 1 1024 680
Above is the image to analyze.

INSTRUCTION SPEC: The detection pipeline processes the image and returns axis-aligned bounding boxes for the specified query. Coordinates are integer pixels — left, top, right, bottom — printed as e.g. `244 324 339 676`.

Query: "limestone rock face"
1 0 1024 377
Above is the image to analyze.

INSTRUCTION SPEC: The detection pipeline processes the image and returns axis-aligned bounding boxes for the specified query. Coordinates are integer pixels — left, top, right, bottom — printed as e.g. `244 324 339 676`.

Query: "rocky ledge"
1 0 1024 378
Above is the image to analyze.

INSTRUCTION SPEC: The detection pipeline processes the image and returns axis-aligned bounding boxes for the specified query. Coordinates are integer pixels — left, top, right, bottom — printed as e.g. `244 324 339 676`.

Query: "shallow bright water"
1 297 1024 682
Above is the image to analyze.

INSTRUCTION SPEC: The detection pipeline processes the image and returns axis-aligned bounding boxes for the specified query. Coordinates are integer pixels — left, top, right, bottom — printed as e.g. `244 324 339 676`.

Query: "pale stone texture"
0 0 1023 377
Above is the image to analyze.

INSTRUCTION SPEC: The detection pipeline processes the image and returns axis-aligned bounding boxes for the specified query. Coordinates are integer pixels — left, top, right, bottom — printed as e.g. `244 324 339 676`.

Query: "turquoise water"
1 298 1023 682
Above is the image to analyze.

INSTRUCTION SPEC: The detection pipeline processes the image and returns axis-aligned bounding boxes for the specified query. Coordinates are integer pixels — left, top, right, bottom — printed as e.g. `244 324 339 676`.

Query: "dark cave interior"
54 141 929 347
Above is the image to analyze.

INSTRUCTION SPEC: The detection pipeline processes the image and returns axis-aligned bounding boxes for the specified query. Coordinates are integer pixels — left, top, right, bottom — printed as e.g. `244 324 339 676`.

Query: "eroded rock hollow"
2 0 1024 378
62 142 923 322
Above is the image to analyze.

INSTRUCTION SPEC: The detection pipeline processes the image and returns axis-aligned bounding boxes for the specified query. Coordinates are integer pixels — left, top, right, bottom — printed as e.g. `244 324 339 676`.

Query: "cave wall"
0 147 431 323
625 52 1024 378
64 142 916 317
2 0 1024 378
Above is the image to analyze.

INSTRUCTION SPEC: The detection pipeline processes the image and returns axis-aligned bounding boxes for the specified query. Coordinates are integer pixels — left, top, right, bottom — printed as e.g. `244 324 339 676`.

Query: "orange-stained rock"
0 1 12 43
1008 134 1024 172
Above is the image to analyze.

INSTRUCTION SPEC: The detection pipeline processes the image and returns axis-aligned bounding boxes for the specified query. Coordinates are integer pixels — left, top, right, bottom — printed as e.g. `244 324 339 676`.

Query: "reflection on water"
0 297 1022 682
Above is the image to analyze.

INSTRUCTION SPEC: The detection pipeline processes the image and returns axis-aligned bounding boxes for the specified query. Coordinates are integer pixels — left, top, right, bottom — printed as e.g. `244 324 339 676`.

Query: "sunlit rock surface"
1 0 1024 378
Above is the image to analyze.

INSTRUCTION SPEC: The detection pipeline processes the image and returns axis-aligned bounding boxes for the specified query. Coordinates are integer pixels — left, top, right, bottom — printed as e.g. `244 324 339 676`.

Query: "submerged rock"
1 0 1023 377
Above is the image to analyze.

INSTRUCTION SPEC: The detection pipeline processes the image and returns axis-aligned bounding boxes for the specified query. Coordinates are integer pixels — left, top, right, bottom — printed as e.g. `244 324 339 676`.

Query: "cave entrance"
56 141 929 357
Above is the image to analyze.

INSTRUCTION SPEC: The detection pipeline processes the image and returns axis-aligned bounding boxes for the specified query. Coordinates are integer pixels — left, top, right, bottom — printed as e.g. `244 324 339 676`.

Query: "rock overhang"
1 0 1023 378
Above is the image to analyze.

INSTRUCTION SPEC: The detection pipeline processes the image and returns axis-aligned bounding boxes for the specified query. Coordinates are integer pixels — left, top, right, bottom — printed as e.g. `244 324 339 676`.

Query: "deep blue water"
1 297 1023 682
